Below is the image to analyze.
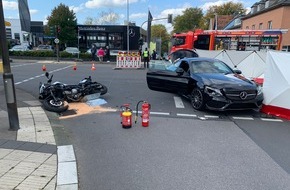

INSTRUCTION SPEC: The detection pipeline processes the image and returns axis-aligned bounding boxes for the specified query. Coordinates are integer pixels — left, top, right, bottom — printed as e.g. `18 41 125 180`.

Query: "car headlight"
204 86 223 97
257 85 263 95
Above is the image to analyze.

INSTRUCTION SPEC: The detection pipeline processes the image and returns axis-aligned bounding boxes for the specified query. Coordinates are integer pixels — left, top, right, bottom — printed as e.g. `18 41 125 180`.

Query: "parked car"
36 45 54 51
146 57 263 111
64 47 80 55
9 45 30 52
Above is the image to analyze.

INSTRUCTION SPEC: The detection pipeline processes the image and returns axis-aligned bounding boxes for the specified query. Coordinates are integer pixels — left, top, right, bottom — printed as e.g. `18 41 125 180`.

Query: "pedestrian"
142 47 150 68
91 44 97 61
152 49 157 60
105 46 110 62
97 47 105 62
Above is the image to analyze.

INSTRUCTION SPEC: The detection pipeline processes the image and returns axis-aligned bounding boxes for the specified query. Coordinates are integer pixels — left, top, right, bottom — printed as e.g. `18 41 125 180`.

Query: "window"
109 33 123 50
14 33 20 40
252 25 255 30
259 23 263 29
246 26 249 29
268 21 272 29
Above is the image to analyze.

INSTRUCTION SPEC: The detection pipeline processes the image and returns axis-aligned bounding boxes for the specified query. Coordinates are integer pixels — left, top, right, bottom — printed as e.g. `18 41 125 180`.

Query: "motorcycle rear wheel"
42 98 69 113
91 84 108 95
99 85 108 95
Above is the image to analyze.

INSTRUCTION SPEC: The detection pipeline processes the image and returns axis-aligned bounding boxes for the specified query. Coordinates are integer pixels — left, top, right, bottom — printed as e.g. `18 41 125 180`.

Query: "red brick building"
242 0 290 51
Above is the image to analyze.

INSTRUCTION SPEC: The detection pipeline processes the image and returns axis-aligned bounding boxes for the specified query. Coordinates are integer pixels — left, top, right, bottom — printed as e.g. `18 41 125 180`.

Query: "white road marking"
174 96 185 108
261 118 283 122
204 115 219 119
14 65 72 85
232 116 254 120
150 111 170 116
177 113 197 117
11 63 37 67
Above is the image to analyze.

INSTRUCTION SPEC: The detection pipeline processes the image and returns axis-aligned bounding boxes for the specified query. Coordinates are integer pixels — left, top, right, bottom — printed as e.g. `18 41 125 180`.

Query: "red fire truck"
171 29 283 52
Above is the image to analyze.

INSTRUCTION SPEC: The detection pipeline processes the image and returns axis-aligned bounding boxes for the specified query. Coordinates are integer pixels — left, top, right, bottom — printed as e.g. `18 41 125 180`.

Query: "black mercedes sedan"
146 57 263 111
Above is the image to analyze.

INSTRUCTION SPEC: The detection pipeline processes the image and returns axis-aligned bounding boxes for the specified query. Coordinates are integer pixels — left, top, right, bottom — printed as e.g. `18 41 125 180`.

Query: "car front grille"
223 89 257 101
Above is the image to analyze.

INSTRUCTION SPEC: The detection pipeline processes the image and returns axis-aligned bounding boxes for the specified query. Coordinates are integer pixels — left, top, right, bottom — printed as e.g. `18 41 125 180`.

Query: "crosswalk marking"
174 96 185 108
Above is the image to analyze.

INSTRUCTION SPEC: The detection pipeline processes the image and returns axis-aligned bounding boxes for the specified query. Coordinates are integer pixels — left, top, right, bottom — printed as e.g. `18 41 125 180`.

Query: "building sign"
78 26 106 31
5 21 11 27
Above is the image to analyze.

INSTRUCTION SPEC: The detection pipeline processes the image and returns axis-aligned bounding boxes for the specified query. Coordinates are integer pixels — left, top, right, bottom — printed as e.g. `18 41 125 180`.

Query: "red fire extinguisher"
135 101 151 127
120 104 132 129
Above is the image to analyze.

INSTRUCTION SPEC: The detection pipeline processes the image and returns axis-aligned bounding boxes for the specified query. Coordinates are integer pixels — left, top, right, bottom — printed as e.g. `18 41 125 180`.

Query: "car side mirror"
176 68 184 75
234 69 242 74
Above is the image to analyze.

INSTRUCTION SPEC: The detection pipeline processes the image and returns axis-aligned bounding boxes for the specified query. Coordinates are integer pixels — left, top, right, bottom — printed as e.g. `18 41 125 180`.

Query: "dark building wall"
78 25 141 51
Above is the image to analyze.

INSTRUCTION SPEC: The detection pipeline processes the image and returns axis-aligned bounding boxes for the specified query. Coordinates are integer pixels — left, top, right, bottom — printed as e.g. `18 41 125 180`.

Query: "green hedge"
8 50 92 60
7 51 117 61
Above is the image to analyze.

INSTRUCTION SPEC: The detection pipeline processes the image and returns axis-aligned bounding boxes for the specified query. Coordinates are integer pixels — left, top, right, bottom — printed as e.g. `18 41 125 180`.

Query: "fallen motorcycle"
39 72 108 113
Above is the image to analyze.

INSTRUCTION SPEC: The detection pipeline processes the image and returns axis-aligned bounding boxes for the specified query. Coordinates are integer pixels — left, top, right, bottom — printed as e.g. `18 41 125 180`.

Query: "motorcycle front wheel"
42 98 69 113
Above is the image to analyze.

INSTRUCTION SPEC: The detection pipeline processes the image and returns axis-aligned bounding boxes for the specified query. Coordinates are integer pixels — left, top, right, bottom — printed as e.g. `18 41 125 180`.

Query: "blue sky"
3 0 256 31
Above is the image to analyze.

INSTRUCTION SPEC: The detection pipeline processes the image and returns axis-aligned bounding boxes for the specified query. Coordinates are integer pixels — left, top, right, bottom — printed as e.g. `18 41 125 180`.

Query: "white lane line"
177 113 197 117
204 115 219 119
174 96 185 108
150 111 170 116
14 65 72 85
11 63 37 67
232 116 254 120
261 118 283 122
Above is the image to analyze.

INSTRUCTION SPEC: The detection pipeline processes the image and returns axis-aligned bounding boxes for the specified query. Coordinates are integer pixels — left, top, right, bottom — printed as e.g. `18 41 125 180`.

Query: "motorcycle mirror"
45 72 49 78
48 74 53 83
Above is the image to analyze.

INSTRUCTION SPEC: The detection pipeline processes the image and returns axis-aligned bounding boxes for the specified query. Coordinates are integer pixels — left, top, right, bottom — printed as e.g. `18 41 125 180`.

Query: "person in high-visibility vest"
142 48 150 68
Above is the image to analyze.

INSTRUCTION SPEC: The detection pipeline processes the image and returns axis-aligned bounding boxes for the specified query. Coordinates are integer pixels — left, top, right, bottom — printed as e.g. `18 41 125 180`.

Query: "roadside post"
54 38 60 62
0 2 19 130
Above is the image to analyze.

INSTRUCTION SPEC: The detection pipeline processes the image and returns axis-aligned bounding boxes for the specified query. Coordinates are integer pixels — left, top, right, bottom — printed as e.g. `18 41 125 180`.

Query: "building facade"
242 0 290 51
77 25 145 52
5 18 44 47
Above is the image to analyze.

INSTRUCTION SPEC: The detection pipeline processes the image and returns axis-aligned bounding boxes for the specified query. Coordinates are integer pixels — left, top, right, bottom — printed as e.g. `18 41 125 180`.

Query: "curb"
56 145 78 190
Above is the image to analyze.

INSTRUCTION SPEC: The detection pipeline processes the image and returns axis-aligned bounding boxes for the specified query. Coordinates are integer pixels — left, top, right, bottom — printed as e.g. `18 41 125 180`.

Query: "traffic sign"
54 38 59 44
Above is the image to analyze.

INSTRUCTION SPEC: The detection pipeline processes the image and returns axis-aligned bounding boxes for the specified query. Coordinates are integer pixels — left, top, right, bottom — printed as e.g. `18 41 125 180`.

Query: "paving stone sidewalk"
0 89 78 189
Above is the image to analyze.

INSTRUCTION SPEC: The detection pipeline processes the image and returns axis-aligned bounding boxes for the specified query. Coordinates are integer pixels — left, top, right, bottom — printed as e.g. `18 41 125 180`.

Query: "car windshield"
191 60 233 74
13 45 24 49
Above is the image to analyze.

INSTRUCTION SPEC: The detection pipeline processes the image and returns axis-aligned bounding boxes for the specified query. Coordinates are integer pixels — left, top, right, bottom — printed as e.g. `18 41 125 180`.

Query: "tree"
47 3 78 47
204 2 246 29
83 10 120 25
151 24 170 54
84 17 94 25
172 7 204 33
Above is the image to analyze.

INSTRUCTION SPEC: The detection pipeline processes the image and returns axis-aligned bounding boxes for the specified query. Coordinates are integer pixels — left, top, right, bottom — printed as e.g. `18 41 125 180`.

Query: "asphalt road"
3 59 290 190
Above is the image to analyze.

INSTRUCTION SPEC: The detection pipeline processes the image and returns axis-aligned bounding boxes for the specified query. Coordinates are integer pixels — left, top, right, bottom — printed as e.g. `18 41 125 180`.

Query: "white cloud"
199 0 242 12
130 13 147 19
85 0 138 9
70 4 85 13
43 15 48 25
3 0 18 10
148 4 190 33
30 9 38 15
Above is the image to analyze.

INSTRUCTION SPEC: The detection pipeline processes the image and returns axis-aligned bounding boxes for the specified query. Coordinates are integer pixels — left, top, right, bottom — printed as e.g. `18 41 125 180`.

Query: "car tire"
191 88 205 110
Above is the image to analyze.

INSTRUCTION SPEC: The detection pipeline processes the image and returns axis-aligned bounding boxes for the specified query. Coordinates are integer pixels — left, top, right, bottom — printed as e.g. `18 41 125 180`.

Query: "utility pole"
0 2 19 130
127 0 130 53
